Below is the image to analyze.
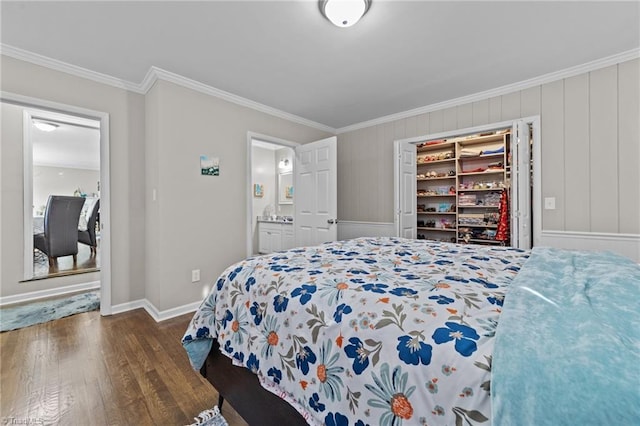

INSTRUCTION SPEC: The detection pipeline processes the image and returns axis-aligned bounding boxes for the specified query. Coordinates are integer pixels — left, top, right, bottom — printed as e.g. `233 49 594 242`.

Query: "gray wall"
143 80 330 312
1 56 331 311
1 58 146 304
337 59 640 236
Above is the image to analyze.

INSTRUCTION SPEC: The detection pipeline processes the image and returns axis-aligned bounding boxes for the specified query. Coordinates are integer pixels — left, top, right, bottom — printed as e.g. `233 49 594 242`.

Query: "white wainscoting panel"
337 221 396 241
539 231 640 263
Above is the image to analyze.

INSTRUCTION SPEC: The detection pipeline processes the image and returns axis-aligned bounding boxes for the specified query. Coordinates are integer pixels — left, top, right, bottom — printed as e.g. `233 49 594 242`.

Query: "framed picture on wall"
254 183 264 198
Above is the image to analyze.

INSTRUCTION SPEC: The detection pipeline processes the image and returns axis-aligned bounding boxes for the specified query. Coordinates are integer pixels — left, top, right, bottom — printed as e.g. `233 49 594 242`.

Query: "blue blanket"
492 247 640 425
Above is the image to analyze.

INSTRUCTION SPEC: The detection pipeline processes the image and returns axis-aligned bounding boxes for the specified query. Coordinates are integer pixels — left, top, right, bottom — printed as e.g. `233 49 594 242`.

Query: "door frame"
2 91 113 315
245 131 299 258
393 116 541 248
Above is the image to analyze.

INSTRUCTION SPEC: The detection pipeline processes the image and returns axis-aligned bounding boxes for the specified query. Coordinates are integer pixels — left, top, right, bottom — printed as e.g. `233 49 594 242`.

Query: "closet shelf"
417 158 456 165
417 227 457 232
417 212 457 215
458 169 505 176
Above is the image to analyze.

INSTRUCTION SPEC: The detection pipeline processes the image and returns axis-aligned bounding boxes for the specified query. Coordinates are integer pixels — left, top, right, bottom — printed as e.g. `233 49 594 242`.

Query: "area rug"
0 290 100 332
187 405 229 426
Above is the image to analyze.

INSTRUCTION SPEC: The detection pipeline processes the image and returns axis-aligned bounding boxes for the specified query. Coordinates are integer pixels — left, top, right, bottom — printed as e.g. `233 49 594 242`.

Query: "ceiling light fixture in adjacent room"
320 0 371 28
33 120 59 132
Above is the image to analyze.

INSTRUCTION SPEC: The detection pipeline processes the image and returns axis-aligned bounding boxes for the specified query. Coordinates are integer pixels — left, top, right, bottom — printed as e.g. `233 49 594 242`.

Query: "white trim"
0 44 139 92
148 67 335 133
110 298 200 322
1 44 335 134
246 132 300 258
4 43 637 135
22 110 34 280
1 91 113 316
0 281 100 307
539 230 640 263
337 48 640 134
337 220 396 241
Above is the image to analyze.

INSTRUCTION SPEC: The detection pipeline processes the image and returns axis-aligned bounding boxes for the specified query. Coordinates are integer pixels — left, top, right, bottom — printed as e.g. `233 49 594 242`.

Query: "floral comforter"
182 237 529 426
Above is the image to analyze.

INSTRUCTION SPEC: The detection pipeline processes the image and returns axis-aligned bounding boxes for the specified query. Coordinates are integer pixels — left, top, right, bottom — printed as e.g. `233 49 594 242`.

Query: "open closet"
395 118 537 250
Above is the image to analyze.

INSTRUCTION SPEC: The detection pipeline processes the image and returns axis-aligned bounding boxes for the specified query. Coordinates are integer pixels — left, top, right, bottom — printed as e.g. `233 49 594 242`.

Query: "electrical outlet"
191 269 200 283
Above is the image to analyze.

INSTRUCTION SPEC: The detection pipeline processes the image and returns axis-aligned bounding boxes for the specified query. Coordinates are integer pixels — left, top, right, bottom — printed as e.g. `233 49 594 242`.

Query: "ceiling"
31 112 100 171
2 1 639 130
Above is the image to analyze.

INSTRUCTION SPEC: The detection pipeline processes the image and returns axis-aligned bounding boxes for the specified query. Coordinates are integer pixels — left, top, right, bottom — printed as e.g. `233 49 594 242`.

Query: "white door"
294 136 338 247
394 140 417 239
511 120 532 249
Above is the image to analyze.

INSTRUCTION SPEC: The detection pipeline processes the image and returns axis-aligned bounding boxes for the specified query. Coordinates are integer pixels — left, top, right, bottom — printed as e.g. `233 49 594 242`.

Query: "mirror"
278 171 293 204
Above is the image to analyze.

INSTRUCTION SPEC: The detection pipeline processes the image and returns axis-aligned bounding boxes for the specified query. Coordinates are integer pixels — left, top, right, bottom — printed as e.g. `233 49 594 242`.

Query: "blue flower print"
390 287 418 297
487 295 504 306
296 345 317 375
183 335 192 342
246 353 259 374
359 258 377 264
397 335 433 366
462 263 481 270
285 267 303 273
471 256 490 262
267 367 282 384
233 351 244 363
470 277 498 289
355 420 370 426
224 340 233 354
432 322 480 357
291 284 317 305
428 295 454 305
228 266 243 281
348 268 368 275
344 337 370 374
325 412 348 426
362 283 388 294
333 303 352 323
245 276 256 291
216 277 225 290
308 270 323 275
434 259 454 266
400 274 421 281
221 309 233 328
250 302 263 325
195 326 209 339
309 393 326 413
396 250 412 257
273 294 289 312
444 275 469 283
350 278 365 284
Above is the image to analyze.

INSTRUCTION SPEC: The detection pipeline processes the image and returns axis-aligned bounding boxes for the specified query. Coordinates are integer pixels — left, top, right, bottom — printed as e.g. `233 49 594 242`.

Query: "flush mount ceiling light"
320 0 371 28
33 120 59 132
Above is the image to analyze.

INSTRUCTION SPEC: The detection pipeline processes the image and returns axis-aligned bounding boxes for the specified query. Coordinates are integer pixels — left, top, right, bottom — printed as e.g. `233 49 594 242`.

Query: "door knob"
327 219 338 224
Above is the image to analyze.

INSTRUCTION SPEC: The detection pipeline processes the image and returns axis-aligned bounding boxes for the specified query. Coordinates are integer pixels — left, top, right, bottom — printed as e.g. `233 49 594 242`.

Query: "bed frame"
200 340 308 425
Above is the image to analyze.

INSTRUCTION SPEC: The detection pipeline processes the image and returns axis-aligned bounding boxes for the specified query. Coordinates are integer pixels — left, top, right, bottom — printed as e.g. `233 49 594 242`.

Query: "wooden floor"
33 243 100 279
0 309 249 426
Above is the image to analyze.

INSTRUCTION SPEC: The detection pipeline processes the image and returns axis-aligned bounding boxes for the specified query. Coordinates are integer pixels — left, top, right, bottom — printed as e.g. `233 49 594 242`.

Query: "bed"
182 237 640 425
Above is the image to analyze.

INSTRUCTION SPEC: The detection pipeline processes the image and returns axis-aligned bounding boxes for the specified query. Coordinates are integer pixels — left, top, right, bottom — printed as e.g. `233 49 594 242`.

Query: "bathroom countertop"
257 217 294 224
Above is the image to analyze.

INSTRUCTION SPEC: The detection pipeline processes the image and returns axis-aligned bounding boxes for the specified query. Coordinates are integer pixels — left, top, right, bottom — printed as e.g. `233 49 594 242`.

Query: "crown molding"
3 43 637 136
0 44 336 133
0 43 143 93
141 66 336 133
336 48 640 134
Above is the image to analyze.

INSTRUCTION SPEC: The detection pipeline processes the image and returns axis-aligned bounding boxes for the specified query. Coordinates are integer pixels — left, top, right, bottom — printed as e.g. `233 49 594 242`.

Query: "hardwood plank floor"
0 309 249 426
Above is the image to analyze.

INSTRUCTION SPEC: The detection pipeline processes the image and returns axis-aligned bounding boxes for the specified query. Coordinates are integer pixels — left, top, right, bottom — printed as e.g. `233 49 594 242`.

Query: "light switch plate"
544 197 556 210
191 269 200 282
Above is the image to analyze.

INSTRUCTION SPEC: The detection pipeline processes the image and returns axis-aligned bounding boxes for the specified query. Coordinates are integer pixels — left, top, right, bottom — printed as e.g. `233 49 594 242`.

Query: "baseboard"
337 221 396 240
539 230 640 263
0 281 100 307
109 298 200 322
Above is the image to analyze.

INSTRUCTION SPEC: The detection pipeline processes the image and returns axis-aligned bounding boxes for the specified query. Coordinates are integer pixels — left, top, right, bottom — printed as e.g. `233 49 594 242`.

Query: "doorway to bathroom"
248 134 297 256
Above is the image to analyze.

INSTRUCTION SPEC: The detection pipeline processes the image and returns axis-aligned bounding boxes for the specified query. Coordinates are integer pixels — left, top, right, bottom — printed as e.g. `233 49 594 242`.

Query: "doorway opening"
247 133 298 257
394 117 540 250
28 110 101 279
2 92 112 316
